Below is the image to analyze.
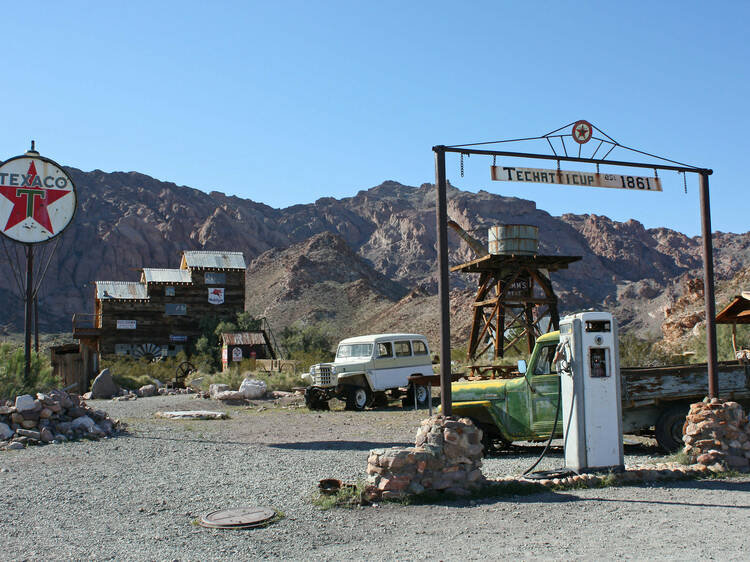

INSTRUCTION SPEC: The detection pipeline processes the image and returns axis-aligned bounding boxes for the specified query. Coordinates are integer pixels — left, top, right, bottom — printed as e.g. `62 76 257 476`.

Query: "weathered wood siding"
98 269 245 354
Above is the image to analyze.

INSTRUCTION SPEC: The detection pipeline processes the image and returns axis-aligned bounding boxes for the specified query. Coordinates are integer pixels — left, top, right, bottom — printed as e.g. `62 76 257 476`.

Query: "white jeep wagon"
301 333 433 411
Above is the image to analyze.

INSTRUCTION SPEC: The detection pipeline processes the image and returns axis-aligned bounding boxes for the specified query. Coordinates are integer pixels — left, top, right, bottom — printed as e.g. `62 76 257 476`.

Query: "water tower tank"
488 225 539 255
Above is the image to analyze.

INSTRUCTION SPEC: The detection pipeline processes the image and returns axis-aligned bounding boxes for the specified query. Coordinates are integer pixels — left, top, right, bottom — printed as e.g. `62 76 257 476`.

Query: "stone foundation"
366 415 486 499
682 397 750 471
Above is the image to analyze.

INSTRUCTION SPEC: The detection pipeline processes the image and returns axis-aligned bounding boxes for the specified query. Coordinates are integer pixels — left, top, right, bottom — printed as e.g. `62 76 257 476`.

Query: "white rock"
0 423 13 440
154 410 228 420
239 378 267 399
7 442 24 450
14 395 37 412
209 384 230 399
152 379 163 388
214 390 245 401
139 384 157 397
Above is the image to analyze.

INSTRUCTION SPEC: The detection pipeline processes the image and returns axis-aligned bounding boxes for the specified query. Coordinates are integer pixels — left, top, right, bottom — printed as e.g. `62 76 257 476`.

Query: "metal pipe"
699 172 719 398
24 244 33 385
435 146 709 175
434 146 452 416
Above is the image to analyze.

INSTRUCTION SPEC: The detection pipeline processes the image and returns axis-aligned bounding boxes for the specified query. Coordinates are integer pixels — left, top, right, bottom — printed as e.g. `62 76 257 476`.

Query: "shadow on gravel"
268 440 410 451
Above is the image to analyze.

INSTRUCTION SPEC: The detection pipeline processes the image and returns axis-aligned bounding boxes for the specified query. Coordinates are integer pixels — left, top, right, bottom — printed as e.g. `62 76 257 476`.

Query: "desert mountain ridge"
0 167 747 350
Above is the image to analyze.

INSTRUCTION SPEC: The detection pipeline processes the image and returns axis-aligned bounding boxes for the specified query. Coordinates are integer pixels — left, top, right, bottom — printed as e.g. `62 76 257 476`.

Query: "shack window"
377 342 393 358
394 341 411 357
205 272 226 285
165 303 187 316
412 341 428 355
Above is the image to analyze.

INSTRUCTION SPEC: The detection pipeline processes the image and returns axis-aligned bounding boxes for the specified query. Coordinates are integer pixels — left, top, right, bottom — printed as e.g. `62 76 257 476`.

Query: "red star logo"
0 161 71 234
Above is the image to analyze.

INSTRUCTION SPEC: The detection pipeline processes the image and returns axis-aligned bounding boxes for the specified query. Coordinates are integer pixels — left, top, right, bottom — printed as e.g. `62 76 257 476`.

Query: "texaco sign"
0 155 76 243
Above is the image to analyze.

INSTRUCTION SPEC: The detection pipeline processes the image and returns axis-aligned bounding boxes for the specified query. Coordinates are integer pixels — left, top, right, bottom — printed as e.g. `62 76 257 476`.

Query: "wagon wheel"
175 361 196 388
133 343 163 362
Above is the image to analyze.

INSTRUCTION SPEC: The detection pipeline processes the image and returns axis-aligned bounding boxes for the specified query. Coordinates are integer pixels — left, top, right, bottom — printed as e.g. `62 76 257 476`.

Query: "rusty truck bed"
621 361 750 405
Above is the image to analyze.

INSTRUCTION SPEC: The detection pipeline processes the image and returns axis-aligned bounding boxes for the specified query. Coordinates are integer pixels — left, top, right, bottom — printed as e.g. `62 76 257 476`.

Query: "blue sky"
1 1 747 236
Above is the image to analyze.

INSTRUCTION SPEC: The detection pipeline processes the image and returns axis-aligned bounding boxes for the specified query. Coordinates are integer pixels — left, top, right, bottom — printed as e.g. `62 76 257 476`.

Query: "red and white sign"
572 120 593 144
0 155 76 243
232 347 243 362
208 287 225 305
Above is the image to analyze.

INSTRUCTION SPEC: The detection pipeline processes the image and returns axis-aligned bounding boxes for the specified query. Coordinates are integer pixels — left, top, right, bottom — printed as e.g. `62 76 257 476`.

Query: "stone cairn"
0 390 122 450
683 397 750 472
366 415 486 499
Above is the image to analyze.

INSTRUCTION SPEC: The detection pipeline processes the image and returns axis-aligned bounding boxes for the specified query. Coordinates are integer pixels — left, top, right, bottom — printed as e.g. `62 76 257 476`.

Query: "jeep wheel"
345 386 370 411
402 383 430 409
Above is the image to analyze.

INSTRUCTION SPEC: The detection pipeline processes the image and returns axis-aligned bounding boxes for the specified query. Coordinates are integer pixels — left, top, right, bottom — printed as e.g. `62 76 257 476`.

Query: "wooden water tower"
449 222 581 377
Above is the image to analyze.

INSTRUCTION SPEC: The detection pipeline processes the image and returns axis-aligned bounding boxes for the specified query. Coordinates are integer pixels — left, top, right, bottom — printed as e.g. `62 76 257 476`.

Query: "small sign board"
232 347 243 362
208 288 225 305
169 335 187 343
0 155 77 243
205 272 226 285
117 320 137 330
491 166 661 191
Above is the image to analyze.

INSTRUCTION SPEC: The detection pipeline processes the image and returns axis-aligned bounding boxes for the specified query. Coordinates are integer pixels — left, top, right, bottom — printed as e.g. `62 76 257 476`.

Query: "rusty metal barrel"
488 225 538 255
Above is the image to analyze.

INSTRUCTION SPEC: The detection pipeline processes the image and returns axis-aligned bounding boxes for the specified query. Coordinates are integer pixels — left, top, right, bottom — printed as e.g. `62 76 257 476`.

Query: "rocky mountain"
0 168 748 352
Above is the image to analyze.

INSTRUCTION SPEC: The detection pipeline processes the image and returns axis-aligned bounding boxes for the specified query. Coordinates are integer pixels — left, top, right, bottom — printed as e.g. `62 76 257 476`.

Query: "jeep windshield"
336 343 374 360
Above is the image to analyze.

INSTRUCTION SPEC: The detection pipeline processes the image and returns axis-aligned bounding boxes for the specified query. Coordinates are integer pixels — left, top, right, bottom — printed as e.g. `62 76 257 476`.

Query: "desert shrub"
101 355 190 390
619 333 684 367
0 343 59 400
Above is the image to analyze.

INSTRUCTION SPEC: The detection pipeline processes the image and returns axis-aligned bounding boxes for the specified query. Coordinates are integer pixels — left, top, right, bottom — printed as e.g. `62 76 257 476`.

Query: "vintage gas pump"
556 311 624 473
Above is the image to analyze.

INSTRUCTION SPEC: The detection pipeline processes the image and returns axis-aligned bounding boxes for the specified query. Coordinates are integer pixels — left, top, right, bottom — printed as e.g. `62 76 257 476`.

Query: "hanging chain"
596 162 600 174
492 155 496 167
682 171 687 194
460 153 464 177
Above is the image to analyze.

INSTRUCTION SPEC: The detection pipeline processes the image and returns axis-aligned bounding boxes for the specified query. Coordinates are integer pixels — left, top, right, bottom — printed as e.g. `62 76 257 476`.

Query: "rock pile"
207 379 268 403
0 390 122 450
366 415 486 499
683 397 750 471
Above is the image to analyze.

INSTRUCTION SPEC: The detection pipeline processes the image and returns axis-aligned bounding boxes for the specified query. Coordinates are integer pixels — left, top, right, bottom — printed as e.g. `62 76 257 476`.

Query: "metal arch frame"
433 124 716 415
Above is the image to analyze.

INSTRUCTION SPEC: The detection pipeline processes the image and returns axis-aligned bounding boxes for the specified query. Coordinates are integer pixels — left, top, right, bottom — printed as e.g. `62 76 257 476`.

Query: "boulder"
71 416 96 432
209 384 230 399
214 390 245 401
154 410 228 420
14 395 38 413
139 384 157 397
91 369 120 399
239 378 267 399
0 422 13 440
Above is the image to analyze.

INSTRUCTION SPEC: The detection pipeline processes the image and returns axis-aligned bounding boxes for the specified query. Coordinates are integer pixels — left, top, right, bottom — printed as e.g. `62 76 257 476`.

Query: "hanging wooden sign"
491 166 662 191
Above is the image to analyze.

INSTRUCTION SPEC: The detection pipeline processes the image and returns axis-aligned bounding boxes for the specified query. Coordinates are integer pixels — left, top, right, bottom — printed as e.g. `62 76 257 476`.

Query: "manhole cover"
199 507 276 529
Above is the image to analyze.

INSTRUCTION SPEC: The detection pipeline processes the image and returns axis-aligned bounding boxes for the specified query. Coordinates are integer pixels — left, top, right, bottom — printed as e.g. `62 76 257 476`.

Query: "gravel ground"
1 394 749 561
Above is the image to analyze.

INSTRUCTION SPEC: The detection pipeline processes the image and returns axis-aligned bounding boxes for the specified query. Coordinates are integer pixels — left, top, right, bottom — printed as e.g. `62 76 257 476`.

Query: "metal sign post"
0 143 77 383
433 121 717 414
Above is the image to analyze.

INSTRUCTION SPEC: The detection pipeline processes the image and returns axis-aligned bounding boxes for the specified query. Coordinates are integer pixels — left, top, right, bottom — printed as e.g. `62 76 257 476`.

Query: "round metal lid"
199 507 276 529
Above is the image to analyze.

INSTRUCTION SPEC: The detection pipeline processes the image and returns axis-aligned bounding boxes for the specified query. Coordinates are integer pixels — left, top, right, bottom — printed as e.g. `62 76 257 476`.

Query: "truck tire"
345 386 371 411
655 403 690 452
401 383 430 409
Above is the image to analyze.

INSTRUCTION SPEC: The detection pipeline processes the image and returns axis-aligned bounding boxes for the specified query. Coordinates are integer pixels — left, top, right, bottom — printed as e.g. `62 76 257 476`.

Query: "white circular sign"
0 155 77 244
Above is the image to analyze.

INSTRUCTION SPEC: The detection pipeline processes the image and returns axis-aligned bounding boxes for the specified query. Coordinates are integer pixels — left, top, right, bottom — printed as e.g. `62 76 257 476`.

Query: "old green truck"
450 331 750 452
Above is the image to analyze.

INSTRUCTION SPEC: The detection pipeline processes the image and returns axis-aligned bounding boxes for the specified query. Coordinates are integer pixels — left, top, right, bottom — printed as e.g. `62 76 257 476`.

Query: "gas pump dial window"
589 348 609 378
585 320 611 332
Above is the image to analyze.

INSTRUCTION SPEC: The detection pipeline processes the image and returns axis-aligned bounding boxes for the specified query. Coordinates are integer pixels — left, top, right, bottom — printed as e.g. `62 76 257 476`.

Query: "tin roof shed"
221 332 268 346
141 268 192 284
716 291 750 324
96 281 149 300
181 251 246 271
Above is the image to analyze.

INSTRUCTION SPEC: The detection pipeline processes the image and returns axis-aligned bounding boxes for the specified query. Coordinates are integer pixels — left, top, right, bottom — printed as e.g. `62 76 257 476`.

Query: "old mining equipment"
556 311 624 473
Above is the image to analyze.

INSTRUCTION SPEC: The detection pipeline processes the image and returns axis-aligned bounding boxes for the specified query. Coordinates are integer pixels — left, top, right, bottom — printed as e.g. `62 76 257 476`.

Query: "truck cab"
451 332 563 448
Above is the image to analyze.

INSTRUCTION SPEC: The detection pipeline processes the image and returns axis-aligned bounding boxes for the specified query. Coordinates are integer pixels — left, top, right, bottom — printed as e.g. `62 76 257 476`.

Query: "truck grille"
313 366 333 386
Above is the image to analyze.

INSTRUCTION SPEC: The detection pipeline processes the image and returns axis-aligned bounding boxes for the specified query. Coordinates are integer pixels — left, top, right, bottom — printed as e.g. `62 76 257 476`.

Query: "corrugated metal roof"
181 251 246 270
141 268 192 284
221 332 268 345
96 281 149 300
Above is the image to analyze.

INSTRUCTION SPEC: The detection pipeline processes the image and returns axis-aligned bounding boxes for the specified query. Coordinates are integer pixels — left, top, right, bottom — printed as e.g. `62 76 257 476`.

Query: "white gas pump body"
558 311 624 473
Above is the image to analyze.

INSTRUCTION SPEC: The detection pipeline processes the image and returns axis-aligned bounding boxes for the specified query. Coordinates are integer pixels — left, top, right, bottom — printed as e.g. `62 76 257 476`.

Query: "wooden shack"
221 331 276 370
73 250 246 359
